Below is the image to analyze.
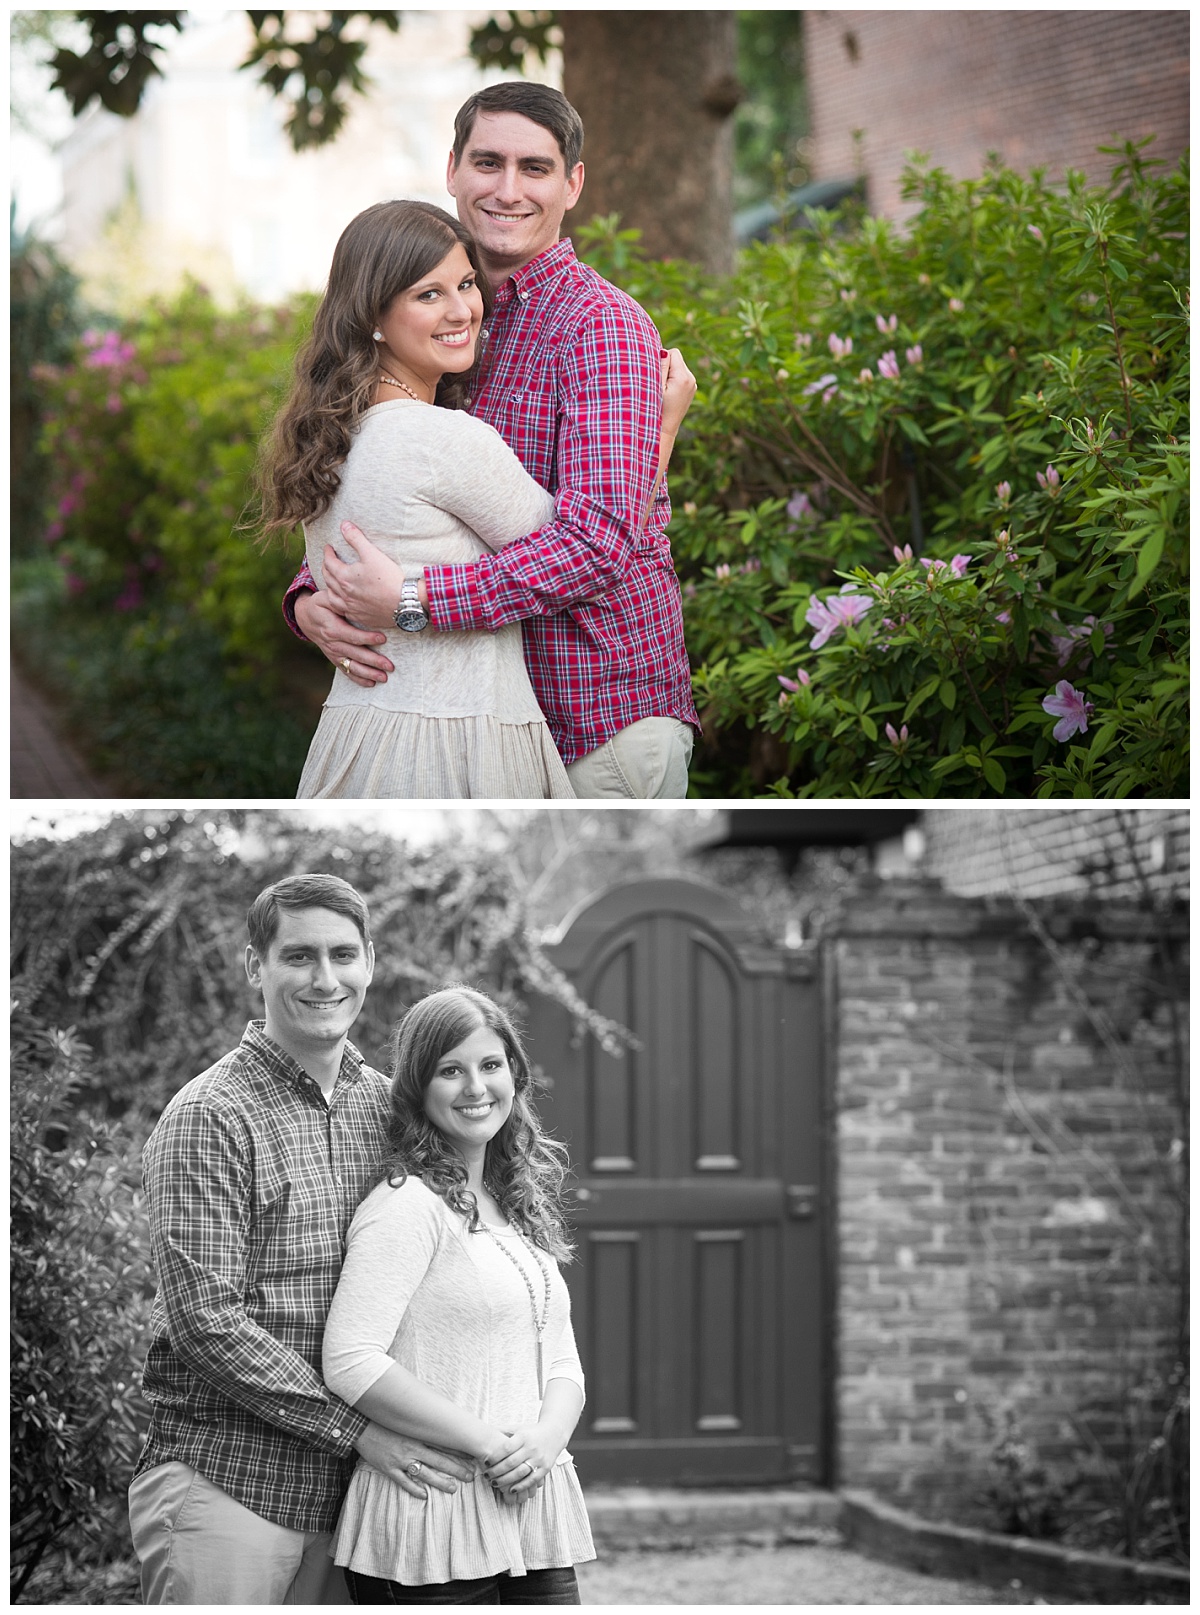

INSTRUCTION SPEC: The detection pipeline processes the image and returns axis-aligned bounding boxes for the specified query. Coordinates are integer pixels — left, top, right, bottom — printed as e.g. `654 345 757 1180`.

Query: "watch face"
395 608 427 634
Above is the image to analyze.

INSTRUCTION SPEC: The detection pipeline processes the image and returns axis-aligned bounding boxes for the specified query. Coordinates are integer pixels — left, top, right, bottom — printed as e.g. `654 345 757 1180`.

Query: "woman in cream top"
323 986 594 1603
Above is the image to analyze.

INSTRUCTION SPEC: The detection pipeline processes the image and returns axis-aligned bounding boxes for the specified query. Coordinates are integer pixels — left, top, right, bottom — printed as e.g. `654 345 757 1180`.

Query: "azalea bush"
583 140 1189 797
20 285 322 793
34 283 311 664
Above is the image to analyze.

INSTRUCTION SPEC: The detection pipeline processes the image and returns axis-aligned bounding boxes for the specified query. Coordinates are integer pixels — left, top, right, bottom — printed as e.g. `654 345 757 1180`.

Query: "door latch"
786 1184 819 1220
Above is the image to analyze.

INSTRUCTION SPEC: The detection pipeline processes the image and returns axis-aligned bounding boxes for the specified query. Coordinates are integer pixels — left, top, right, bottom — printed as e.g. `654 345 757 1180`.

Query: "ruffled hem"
331 1461 595 1585
296 707 575 800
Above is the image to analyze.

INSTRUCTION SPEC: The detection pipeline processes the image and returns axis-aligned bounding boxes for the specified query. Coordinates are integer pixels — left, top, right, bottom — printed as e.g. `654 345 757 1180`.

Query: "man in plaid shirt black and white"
127 875 473 1604
285 81 701 798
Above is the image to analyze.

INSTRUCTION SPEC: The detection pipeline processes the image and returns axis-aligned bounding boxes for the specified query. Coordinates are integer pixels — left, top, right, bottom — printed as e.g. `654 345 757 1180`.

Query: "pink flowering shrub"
34 283 312 670
582 139 1188 797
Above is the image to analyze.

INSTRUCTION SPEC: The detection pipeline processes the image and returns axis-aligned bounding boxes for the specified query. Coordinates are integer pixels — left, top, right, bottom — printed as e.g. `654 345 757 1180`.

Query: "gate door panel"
525 878 824 1486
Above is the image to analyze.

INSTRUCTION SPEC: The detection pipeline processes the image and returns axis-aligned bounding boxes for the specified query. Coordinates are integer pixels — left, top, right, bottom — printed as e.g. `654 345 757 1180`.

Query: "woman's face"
374 241 483 393
422 1024 515 1161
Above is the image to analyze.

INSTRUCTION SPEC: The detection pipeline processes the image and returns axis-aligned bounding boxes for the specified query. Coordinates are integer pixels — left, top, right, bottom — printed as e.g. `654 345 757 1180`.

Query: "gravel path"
578 1539 1064 1605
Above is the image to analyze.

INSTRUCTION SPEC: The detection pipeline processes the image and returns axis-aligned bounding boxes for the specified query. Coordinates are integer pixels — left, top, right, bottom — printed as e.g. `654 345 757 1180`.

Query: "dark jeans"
345 1564 580 1605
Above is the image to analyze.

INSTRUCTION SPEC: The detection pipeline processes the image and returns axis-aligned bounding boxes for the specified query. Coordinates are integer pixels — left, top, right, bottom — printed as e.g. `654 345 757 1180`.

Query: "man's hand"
294 589 393 688
353 1423 476 1499
323 524 427 630
661 348 697 442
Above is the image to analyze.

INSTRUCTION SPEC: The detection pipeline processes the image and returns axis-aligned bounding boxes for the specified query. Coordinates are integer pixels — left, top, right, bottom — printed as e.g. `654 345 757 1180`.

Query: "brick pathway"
10 658 110 798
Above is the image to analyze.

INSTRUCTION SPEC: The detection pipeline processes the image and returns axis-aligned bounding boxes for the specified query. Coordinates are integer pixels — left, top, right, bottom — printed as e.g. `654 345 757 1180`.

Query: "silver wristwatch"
393 577 428 633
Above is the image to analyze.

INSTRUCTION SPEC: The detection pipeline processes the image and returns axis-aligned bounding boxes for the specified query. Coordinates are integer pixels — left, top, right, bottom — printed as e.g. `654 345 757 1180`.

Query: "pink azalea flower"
995 481 1011 505
44 520 65 543
948 297 965 313
1042 681 1094 741
884 722 909 746
892 544 914 563
877 349 901 380
875 313 898 335
920 554 971 578
905 344 923 365
858 367 874 383
786 491 814 525
777 669 811 693
839 288 857 303
806 592 872 648
794 332 813 350
828 333 853 360
1049 615 1114 668
1036 464 1061 494
995 611 1011 625
1027 224 1045 243
714 564 731 581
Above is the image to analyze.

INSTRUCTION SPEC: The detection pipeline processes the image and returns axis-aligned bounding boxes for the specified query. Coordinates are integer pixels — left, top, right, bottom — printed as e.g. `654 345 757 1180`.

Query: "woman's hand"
321 522 410 632
660 348 697 442
294 589 393 687
483 1423 566 1499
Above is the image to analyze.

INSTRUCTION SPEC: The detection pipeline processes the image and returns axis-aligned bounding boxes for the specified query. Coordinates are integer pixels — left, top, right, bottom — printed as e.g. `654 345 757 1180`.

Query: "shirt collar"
501 235 578 304
242 1019 366 1101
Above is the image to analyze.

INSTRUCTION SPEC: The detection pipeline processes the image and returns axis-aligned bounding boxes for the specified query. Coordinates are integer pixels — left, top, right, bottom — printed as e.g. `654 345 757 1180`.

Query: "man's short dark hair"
452 82 584 175
247 874 371 956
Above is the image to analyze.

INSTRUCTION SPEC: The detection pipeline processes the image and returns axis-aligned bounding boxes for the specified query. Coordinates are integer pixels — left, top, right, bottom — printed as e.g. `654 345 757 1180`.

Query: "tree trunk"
561 11 740 274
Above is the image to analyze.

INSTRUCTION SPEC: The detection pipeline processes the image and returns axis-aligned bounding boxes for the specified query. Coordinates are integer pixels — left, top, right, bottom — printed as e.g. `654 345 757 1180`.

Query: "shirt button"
333 1428 343 1439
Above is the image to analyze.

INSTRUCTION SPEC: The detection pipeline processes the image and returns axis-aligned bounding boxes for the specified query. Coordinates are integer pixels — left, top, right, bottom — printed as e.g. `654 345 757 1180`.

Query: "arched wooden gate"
525 878 827 1487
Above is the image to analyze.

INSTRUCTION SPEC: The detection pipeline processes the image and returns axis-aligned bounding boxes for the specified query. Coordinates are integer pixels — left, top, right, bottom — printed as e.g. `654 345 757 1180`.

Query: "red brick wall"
806 10 1190 217
918 807 1190 900
829 877 1186 1518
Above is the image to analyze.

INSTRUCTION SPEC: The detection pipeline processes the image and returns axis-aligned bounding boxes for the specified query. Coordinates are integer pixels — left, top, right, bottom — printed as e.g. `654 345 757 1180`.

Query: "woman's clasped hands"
482 1424 563 1500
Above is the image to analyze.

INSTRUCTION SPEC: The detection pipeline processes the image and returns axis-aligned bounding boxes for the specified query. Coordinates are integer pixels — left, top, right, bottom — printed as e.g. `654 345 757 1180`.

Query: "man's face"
447 109 585 278
246 907 374 1060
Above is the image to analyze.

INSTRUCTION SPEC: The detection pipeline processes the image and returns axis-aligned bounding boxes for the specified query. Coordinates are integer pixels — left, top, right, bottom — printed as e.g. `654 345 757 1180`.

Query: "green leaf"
1130 526 1165 593
938 679 957 710
859 713 878 742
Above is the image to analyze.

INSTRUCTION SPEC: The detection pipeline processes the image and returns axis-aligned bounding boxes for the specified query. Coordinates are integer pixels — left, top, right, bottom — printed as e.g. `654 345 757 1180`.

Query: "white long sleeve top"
323 1175 594 1584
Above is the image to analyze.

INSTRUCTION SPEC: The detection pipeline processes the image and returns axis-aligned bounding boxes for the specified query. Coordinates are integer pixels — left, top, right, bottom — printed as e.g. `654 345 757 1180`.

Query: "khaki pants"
566 716 694 799
129 1461 350 1605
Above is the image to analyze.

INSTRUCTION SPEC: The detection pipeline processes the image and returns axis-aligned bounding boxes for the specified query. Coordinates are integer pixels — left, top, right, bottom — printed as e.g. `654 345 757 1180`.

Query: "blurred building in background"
56 10 558 308
806 10 1190 219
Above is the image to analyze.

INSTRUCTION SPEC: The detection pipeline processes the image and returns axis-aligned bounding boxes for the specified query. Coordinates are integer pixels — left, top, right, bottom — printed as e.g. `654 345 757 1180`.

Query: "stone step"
583 1486 843 1547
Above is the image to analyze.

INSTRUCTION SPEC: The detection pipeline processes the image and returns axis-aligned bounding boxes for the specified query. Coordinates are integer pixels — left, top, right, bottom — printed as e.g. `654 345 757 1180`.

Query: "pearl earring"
372 330 383 341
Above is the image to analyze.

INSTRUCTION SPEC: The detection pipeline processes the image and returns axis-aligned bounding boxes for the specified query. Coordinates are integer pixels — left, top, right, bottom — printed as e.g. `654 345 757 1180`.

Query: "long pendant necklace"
482 1224 552 1396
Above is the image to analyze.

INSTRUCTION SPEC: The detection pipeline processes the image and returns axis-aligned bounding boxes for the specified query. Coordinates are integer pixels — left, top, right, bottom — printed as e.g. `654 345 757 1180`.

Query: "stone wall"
806 10 1191 220
828 875 1187 1522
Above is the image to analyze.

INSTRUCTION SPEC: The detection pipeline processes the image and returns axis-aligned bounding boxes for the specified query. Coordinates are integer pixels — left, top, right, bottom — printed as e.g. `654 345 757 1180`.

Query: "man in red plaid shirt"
284 82 700 798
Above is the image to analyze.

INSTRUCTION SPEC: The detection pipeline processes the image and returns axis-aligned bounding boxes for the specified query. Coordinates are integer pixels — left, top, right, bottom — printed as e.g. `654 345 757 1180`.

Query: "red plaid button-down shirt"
285 237 699 764
134 1022 391 1533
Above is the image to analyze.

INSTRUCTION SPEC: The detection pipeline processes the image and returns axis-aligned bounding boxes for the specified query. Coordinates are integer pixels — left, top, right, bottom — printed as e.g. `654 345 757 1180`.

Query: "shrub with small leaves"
582 140 1189 797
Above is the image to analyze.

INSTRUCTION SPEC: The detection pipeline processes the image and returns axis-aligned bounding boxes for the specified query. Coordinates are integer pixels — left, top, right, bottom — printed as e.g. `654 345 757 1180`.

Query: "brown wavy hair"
256 200 492 538
380 985 574 1263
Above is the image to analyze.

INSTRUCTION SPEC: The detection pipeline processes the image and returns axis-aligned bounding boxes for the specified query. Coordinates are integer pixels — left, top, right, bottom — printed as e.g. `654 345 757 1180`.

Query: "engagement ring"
407 1460 423 1479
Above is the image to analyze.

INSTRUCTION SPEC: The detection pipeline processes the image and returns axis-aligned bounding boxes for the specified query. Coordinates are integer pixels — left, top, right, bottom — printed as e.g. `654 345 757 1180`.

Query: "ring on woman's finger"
341 657 352 672
406 1459 423 1480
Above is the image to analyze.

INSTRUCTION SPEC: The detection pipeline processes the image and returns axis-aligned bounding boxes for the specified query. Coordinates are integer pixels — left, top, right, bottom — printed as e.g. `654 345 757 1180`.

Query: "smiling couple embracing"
129 872 593 1604
255 80 701 803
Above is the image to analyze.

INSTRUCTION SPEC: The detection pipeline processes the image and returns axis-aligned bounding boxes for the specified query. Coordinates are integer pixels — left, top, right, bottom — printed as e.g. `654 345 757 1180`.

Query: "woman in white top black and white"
323 986 594 1604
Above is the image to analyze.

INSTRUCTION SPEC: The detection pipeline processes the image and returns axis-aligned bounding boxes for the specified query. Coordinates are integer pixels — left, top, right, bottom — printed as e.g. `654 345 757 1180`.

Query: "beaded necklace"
481 1223 552 1396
